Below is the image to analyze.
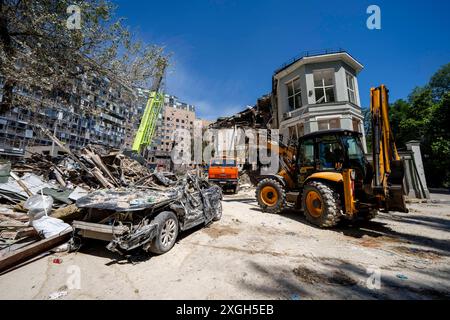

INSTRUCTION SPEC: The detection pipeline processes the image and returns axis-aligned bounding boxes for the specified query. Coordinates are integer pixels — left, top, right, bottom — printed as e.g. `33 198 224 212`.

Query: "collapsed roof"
210 95 273 129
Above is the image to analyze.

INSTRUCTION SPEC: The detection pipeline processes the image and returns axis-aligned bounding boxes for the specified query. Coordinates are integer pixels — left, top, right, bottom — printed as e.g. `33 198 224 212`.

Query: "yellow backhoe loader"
256 85 408 227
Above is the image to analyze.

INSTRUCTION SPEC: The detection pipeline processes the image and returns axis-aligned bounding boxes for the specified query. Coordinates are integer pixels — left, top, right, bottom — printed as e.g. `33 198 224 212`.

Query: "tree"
388 63 450 188
429 63 450 101
362 107 372 152
0 0 168 113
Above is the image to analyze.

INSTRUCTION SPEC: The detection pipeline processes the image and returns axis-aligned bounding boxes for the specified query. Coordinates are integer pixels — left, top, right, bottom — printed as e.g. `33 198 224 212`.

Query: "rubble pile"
0 132 222 273
0 145 153 255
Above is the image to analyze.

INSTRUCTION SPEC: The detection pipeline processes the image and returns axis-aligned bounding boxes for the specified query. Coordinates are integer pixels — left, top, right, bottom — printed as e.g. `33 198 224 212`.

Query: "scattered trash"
48 290 68 300
396 274 409 280
68 186 89 201
51 243 70 253
52 258 63 264
290 293 301 300
24 195 54 220
31 216 72 239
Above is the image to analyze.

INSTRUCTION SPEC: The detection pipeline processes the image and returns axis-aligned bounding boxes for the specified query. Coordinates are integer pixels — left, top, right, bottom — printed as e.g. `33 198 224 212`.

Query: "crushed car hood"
76 189 179 212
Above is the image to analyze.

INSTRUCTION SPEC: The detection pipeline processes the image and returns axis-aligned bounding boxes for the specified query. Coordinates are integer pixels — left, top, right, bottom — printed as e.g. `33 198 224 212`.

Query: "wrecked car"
71 173 223 255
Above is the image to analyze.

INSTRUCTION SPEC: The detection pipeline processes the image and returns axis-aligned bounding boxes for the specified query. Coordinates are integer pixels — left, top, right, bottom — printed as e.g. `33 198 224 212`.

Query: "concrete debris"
0 131 223 271
0 173 57 203
48 290 68 300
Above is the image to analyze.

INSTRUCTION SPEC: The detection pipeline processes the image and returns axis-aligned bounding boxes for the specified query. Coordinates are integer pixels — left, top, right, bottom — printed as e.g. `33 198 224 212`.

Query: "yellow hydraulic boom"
370 85 407 212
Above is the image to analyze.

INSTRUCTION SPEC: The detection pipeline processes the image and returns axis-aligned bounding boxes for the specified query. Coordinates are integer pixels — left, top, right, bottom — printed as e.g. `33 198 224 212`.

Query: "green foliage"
429 63 450 101
362 107 372 152
388 64 450 188
0 0 169 112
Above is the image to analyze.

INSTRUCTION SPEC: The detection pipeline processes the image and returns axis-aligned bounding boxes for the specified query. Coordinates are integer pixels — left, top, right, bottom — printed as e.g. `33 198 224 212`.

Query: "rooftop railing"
275 48 347 74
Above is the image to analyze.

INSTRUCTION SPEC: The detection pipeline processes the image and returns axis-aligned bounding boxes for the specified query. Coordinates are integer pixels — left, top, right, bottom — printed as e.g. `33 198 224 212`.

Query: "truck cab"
208 158 239 193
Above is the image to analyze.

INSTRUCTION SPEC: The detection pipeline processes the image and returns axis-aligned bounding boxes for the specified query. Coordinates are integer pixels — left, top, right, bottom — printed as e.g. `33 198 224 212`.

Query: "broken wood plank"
0 228 37 240
84 149 119 187
9 172 33 197
36 126 92 175
53 169 67 188
0 230 71 273
51 204 82 221
92 167 115 189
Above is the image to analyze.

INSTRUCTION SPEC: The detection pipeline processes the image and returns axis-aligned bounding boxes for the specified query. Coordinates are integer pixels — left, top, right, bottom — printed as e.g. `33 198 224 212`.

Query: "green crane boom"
132 64 167 154
132 91 164 153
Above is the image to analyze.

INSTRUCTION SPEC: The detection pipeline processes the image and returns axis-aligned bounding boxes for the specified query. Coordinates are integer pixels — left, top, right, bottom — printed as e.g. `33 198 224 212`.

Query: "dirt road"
1 191 449 300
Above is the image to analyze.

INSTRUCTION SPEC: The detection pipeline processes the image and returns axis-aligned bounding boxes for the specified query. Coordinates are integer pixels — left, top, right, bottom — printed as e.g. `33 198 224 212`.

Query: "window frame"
313 69 336 104
317 118 341 131
346 72 356 104
298 138 315 167
352 118 361 132
285 77 302 110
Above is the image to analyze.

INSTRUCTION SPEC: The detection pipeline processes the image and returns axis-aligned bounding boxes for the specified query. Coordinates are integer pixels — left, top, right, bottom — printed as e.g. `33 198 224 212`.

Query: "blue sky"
114 0 450 120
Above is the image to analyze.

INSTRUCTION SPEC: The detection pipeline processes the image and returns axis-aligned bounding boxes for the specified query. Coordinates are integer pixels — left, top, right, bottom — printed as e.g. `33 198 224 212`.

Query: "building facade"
0 72 137 158
142 94 211 169
272 50 367 150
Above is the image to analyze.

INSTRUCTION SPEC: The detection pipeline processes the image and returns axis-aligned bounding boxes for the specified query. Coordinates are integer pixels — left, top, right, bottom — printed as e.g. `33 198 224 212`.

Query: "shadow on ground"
241 258 450 300
251 205 450 257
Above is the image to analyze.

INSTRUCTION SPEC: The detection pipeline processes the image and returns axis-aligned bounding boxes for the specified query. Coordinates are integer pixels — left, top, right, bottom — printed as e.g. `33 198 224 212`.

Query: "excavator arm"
263 133 298 189
370 85 408 212
132 63 168 154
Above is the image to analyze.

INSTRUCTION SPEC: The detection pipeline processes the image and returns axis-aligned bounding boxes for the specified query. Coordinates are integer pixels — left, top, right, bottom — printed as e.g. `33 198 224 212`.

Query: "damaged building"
272 49 367 150
210 49 368 160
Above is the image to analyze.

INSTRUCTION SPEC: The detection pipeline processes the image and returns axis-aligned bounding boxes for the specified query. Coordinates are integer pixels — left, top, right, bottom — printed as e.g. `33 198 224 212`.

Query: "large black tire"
148 211 179 255
256 178 286 214
302 181 342 228
213 201 223 221
361 209 378 222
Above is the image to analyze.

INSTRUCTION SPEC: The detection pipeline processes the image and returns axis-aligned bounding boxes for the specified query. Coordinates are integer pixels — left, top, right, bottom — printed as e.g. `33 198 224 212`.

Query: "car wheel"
213 201 223 221
148 211 179 255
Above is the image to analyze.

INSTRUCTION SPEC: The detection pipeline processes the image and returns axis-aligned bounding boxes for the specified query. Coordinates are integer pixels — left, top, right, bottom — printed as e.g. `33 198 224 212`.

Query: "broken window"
286 77 302 110
346 72 356 104
314 69 336 104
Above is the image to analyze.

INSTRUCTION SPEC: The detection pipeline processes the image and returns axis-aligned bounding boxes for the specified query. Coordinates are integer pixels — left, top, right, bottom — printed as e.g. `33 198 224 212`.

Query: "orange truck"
208 158 239 193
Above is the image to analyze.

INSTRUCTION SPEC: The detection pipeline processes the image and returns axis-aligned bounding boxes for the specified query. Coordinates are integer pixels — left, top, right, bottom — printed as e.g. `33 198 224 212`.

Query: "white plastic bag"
31 216 72 239
24 194 54 220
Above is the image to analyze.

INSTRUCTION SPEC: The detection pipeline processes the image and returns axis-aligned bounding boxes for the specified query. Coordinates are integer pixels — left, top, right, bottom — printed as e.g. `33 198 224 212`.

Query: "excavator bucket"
387 160 408 213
